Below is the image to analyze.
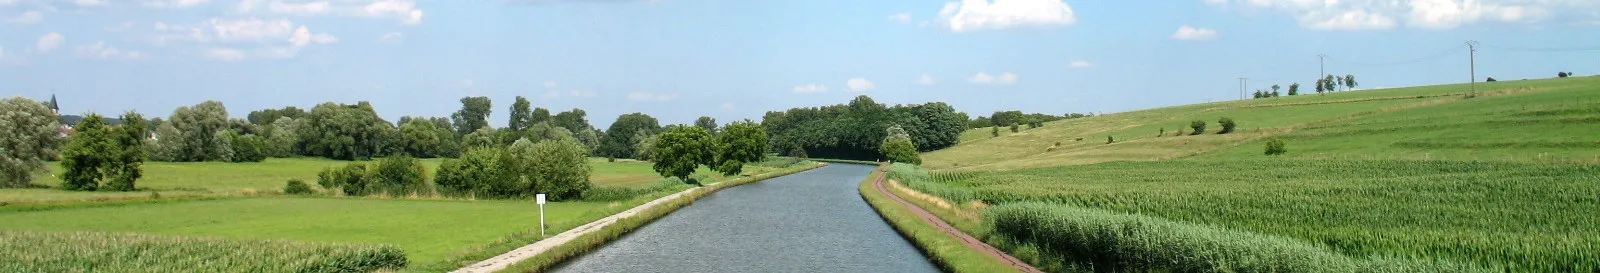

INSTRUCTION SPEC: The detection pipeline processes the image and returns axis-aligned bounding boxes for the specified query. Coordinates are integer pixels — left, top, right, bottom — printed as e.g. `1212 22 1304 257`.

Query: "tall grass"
0 231 405 272
986 203 1490 272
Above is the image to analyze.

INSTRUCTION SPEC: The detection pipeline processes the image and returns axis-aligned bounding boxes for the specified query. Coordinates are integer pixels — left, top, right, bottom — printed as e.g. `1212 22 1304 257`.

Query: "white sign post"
535 193 546 237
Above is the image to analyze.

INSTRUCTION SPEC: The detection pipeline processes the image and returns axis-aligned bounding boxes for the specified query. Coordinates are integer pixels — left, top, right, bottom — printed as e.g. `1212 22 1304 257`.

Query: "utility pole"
1467 41 1479 96
1318 54 1328 80
1238 77 1248 100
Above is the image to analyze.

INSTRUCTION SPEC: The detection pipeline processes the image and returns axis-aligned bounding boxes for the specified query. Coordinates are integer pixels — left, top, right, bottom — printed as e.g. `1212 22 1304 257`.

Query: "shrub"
1558 72 1568 78
284 179 314 195
607 157 616 163
990 126 1000 137
519 138 593 201
717 160 743 176
435 147 519 199
318 163 373 196
1486 77 1497 82
370 155 428 196
1158 128 1164 137
230 134 268 163
1009 124 1019 133
1265 138 1288 155
1218 117 1237 134
1106 135 1114 144
1189 120 1206 135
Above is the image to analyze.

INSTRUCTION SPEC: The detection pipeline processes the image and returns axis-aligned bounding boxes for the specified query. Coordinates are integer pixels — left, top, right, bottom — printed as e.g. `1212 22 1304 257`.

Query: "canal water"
552 164 940 273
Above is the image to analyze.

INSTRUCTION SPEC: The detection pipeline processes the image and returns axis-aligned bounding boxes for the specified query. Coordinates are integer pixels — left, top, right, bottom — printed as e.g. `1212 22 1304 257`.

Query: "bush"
370 155 428 196
1218 117 1237 134
231 134 268 163
284 179 314 195
1158 128 1164 137
1265 138 1288 155
317 163 373 196
716 160 743 176
1558 72 1568 78
1106 135 1114 144
1486 77 1497 82
434 147 519 199
990 126 1000 137
1189 120 1206 135
1009 123 1019 133
519 138 593 201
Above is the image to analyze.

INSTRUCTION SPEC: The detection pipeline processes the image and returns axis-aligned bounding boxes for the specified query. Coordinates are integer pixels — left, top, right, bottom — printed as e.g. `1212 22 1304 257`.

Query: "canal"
552 163 940 272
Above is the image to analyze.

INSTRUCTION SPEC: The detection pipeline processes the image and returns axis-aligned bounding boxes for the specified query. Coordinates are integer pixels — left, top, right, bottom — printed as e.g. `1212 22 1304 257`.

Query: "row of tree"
967 111 1089 129
761 96 967 160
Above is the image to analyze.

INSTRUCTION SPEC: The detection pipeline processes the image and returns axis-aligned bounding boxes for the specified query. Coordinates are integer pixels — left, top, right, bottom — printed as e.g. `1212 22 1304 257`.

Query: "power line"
1479 44 1600 52
1323 44 1468 67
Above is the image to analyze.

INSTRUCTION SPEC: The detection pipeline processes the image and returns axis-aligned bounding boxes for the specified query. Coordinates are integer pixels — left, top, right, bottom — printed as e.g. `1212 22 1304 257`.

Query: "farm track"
871 170 1043 273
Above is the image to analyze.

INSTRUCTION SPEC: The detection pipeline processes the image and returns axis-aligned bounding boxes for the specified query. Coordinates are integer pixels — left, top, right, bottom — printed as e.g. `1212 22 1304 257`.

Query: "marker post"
536 193 546 237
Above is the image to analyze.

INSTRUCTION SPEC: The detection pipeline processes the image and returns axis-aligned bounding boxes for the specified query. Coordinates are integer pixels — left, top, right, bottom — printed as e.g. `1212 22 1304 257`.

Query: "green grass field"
0 157 670 205
907 76 1600 271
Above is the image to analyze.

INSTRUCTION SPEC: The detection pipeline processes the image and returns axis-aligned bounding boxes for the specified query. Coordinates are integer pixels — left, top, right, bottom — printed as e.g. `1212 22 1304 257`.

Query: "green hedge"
0 231 406 272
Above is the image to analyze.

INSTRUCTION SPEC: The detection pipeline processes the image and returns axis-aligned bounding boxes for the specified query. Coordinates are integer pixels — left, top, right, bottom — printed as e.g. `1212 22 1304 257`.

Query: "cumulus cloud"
1171 25 1218 40
235 0 423 25
143 0 210 8
846 78 874 92
76 41 147 60
888 12 912 24
627 92 680 102
793 84 828 94
917 74 936 85
36 32 63 52
4 10 42 24
939 0 1077 32
968 72 1018 85
1069 60 1094 69
1208 0 1583 30
153 18 338 60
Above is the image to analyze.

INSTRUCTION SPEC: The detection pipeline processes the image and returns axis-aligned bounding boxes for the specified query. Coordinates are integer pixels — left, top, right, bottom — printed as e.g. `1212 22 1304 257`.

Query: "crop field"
902 76 1600 272
0 197 659 267
0 230 406 272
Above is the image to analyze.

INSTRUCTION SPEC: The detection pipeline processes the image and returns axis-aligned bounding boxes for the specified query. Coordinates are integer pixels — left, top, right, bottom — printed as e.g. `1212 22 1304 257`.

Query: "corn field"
891 159 1600 272
0 231 406 272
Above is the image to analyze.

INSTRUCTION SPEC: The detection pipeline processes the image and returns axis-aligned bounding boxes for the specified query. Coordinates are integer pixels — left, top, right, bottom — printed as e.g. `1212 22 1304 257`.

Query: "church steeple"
48 94 59 113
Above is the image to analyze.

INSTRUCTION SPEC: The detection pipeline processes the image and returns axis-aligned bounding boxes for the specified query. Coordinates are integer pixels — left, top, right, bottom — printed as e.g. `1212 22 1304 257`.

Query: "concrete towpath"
871 171 1044 273
450 189 695 273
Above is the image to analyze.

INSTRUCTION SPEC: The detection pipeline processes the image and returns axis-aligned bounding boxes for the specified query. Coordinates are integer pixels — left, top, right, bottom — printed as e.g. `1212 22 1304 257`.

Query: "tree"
1271 84 1281 95
265 117 300 157
0 97 64 188
714 120 768 175
525 121 575 143
598 113 661 159
552 108 591 134
1558 72 1569 78
1288 83 1300 96
652 126 714 184
231 134 268 163
246 106 305 126
452 96 492 136
879 125 920 164
1344 74 1357 91
461 127 499 149
60 114 115 191
695 116 718 135
761 95 971 160
299 102 393 160
517 138 592 200
150 122 183 161
435 147 518 198
369 155 427 196
633 131 658 161
400 118 442 158
531 107 552 124
1324 74 1339 93
508 96 532 131
169 101 229 161
211 130 236 163
1315 78 1327 94
990 126 1000 137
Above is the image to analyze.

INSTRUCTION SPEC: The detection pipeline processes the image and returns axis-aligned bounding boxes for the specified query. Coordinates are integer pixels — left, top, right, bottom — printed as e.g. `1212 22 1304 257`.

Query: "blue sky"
4 0 1599 129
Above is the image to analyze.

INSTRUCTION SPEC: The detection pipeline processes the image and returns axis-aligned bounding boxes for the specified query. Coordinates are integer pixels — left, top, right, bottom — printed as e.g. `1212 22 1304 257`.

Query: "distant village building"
48 94 73 137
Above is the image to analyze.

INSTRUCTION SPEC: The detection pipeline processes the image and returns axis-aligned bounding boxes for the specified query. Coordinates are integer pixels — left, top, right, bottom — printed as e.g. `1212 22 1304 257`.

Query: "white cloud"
627 92 680 102
542 81 558 88
4 10 42 24
460 78 475 87
846 78 874 92
968 72 1018 85
143 0 210 8
1069 60 1093 69
888 12 912 24
154 18 337 60
939 0 1077 32
0 47 5 59
1305 10 1397 30
234 0 423 25
721 102 734 110
75 41 147 60
1171 25 1218 40
916 74 936 85
36 32 63 52
793 84 828 94
378 31 403 43
567 90 597 98
1210 0 1580 30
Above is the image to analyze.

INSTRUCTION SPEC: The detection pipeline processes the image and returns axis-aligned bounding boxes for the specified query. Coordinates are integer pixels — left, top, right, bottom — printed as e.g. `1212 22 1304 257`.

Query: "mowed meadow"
0 156 810 272
901 76 1600 272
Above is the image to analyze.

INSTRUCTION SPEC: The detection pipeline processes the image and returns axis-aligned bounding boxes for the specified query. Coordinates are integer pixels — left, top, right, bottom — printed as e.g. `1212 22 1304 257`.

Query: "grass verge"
491 161 826 273
0 230 405 272
857 163 1019 273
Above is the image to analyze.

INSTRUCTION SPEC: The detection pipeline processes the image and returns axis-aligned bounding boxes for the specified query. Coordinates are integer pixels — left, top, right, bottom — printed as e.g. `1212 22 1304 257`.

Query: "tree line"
760 95 966 160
